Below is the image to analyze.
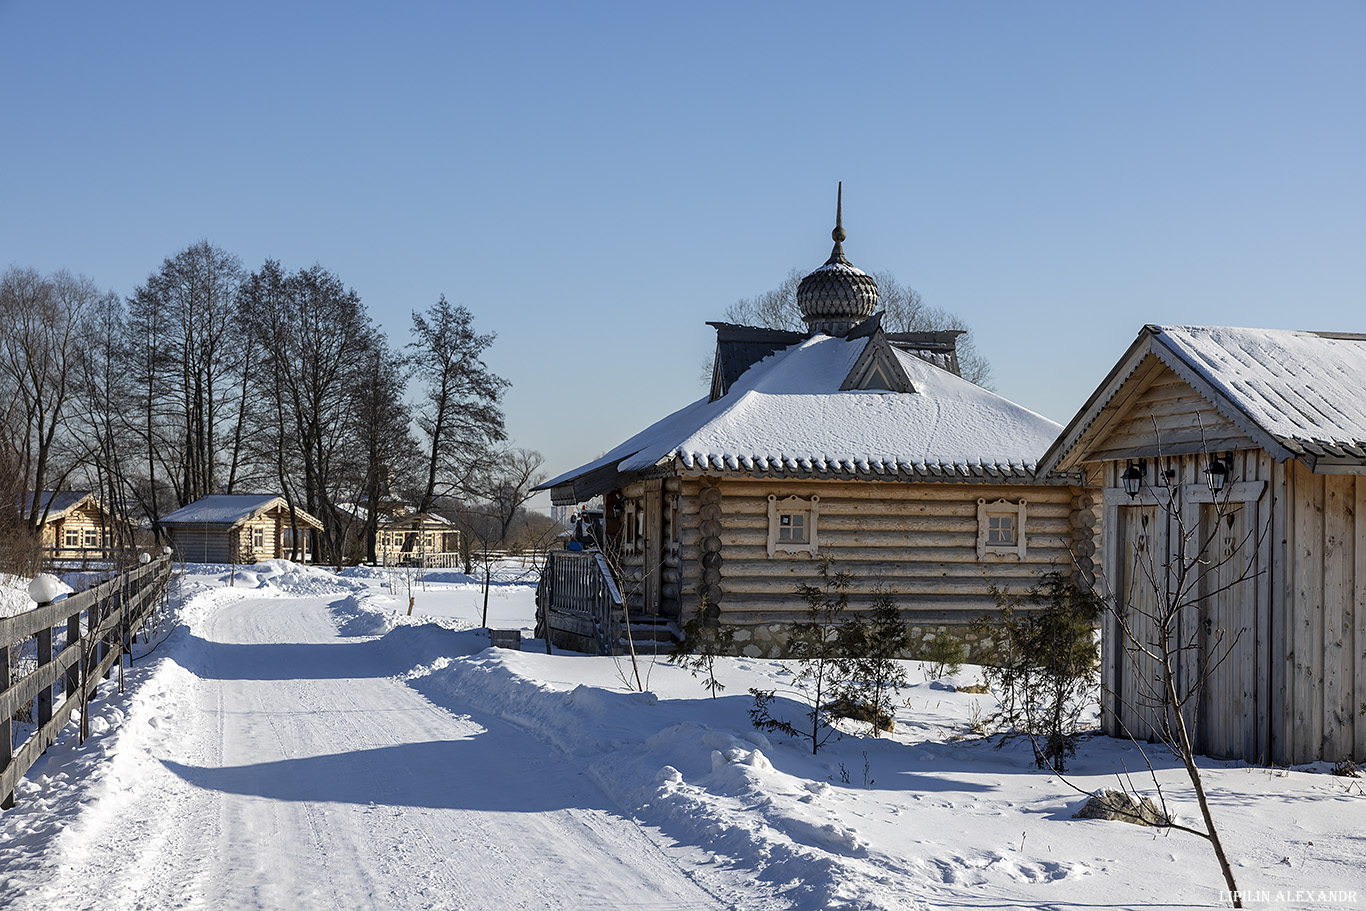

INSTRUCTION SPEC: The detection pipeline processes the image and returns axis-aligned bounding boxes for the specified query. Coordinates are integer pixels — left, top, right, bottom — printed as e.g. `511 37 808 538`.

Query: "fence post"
1 645 12 809
66 608 80 714
36 620 53 744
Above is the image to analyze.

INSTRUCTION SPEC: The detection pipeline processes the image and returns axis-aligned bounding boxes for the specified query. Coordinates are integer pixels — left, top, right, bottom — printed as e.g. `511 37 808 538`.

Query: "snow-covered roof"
1155 326 1366 461
160 495 324 530
540 332 1062 504
1042 325 1366 474
18 491 92 522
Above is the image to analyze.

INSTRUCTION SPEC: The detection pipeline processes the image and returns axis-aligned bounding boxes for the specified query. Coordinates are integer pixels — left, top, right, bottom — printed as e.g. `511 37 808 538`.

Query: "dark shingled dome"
797 186 879 336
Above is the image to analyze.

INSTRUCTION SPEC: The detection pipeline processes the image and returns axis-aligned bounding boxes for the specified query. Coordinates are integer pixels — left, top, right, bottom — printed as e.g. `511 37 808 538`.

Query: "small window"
65 528 80 548
978 498 1027 560
622 501 642 554
987 514 1015 546
84 528 99 548
252 526 264 549
768 494 819 557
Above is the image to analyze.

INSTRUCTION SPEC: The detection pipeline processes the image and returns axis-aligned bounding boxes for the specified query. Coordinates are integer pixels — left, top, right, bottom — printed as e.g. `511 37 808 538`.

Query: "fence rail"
534 549 625 655
1 554 173 809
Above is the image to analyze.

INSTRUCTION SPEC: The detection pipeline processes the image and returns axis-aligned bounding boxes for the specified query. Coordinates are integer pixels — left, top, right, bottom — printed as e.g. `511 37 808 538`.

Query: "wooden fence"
534 549 626 655
0 554 173 809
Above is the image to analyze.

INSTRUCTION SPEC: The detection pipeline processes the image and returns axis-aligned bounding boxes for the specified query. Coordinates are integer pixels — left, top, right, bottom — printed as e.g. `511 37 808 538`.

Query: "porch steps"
620 616 683 654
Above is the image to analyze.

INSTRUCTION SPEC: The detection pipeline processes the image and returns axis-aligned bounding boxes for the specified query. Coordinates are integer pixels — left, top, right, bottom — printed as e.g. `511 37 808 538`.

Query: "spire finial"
832 181 846 244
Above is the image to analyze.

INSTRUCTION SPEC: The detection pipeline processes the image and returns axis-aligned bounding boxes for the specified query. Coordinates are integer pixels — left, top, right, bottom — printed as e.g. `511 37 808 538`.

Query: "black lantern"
1122 460 1146 498
1205 454 1231 494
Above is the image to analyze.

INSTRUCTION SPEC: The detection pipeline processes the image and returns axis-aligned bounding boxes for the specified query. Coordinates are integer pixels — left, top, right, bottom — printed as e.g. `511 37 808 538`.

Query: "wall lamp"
1205 454 1232 494
1122 459 1147 499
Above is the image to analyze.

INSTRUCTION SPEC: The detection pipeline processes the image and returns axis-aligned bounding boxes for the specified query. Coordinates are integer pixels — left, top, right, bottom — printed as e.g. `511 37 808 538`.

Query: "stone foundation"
725 620 995 662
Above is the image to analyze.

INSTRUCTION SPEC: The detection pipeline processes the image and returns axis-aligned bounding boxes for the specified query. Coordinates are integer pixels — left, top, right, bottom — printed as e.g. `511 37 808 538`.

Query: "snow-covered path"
8 592 730 911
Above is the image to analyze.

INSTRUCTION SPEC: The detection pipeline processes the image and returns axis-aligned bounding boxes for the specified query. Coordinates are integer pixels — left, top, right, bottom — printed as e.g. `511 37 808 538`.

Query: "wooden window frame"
977 498 1027 560
768 494 819 558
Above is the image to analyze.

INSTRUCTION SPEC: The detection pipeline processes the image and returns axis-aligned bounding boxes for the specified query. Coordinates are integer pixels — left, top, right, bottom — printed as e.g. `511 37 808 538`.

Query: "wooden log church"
538 191 1095 659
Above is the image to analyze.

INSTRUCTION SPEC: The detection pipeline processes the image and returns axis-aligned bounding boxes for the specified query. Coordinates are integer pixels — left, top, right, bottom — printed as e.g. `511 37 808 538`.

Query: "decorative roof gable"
840 331 916 393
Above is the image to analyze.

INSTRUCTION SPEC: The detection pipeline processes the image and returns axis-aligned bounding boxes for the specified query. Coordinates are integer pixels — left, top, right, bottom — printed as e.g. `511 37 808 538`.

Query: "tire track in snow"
5 588 739 911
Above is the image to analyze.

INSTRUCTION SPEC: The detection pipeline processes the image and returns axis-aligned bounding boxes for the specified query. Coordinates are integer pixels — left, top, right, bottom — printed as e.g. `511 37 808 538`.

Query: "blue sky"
2 2 1362 498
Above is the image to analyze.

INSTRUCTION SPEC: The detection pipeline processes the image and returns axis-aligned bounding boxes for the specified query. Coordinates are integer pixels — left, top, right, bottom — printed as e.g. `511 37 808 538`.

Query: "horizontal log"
682 526 1076 552
715 558 1062 581
701 479 1066 501
703 501 1074 523
717 576 1031 597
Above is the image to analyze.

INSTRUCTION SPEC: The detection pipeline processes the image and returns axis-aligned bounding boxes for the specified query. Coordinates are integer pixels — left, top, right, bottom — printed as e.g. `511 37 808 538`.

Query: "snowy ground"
0 561 1362 910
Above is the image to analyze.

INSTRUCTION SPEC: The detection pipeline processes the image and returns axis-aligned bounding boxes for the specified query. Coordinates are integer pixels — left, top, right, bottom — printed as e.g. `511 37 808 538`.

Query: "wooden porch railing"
1 554 173 809
381 551 462 569
534 549 627 656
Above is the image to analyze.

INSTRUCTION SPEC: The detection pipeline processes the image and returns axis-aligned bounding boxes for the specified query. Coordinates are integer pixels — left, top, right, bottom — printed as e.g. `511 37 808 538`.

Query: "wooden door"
1113 502 1169 742
1196 501 1261 760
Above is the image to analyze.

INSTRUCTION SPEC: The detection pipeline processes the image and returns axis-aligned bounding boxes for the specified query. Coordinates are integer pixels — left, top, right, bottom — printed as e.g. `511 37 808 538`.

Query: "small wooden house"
1040 325 1366 765
20 491 127 558
538 203 1094 658
375 511 461 566
161 495 324 564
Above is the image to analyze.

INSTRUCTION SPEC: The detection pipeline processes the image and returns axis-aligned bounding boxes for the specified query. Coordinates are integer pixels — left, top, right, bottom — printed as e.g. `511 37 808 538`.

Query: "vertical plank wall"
1283 461 1363 764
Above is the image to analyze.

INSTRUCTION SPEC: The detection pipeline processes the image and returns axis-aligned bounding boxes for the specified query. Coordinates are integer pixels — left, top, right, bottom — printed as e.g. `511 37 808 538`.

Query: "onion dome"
797 182 879 336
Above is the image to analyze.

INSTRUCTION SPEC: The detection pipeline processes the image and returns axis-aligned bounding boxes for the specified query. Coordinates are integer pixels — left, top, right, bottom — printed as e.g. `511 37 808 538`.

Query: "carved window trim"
622 500 642 554
977 498 1027 560
768 494 819 557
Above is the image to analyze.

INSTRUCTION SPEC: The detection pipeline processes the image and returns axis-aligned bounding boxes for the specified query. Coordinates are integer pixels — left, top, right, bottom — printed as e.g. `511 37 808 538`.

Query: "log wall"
663 475 1092 659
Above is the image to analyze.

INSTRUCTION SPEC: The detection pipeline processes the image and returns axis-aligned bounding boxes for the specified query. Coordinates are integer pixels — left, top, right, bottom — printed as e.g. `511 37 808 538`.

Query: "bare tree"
1096 462 1259 905
351 336 416 564
242 261 377 564
408 296 508 514
127 241 246 507
70 291 140 559
0 267 101 531
445 449 545 625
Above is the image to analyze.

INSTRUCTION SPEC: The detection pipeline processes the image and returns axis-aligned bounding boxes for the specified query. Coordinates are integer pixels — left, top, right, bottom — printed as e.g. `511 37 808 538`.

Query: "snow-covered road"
7 591 730 911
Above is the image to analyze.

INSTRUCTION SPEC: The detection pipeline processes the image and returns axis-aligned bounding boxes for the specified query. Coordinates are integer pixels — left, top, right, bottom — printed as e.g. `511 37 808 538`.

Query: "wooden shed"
160 495 324 564
537 205 1093 658
1040 325 1366 765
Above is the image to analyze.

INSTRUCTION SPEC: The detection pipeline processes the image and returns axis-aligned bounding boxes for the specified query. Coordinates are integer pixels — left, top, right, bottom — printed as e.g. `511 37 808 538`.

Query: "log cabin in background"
160 494 324 564
538 196 1096 658
19 491 130 561
374 511 460 566
1041 324 1366 765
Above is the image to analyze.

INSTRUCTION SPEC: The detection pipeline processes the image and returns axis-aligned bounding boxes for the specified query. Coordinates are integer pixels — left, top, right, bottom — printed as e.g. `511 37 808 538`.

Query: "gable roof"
18 491 94 523
1041 325 1366 475
540 331 1062 505
160 495 325 530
